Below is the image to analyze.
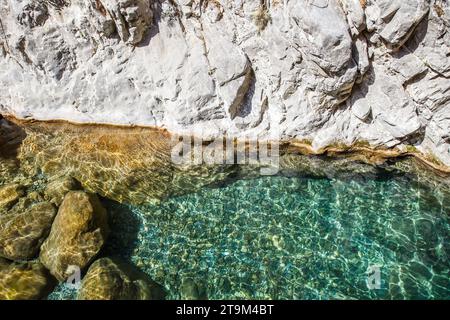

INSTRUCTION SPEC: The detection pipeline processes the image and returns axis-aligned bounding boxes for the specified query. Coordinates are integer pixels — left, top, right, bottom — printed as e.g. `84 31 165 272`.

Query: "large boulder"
0 202 56 260
78 257 165 300
40 191 109 281
0 258 56 300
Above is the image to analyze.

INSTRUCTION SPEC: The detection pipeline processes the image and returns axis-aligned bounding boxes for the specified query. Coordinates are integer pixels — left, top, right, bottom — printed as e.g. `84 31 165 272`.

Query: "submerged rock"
0 258 56 300
0 202 56 261
78 257 165 300
40 191 109 281
44 176 81 206
18 123 176 204
0 184 25 212
180 278 207 300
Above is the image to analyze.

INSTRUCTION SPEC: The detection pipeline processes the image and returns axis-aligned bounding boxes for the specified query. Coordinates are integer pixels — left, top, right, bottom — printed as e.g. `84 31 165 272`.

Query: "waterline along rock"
0 0 448 166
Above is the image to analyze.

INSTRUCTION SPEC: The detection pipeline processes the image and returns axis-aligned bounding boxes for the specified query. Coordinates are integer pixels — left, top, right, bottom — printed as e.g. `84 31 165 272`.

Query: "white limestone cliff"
0 0 449 165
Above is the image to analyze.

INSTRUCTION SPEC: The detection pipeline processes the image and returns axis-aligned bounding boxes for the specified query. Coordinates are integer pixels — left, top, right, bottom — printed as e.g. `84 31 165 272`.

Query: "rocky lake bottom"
49 173 450 300
0 119 449 300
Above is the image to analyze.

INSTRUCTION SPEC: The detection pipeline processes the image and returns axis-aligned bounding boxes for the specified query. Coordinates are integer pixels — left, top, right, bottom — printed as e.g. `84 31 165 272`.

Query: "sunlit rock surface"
0 0 449 165
17 120 240 204
0 201 56 260
43 176 81 206
0 183 24 211
0 258 55 300
78 257 165 300
40 191 109 281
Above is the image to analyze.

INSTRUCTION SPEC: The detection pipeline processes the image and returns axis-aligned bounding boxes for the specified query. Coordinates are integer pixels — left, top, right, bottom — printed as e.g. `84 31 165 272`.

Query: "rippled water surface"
51 172 450 300
2 119 449 300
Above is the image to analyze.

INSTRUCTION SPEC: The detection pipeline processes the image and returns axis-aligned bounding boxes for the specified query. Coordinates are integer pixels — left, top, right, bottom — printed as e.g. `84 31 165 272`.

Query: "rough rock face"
0 0 449 165
43 175 81 206
102 0 153 44
0 258 55 300
39 191 109 281
0 183 24 212
78 257 165 300
0 201 56 260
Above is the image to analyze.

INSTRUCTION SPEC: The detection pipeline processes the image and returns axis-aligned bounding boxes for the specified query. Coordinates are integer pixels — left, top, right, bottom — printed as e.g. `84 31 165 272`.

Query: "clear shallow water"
50 173 450 300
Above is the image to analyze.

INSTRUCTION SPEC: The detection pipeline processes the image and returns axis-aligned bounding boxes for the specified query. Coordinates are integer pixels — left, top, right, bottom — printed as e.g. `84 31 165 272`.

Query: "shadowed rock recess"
0 0 449 165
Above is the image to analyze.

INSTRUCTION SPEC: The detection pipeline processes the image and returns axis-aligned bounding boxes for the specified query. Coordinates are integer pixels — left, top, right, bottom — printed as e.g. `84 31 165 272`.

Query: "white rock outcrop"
0 0 449 165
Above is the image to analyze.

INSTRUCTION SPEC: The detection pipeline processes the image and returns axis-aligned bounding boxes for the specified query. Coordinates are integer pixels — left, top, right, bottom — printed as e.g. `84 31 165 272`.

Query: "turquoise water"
50 172 450 300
